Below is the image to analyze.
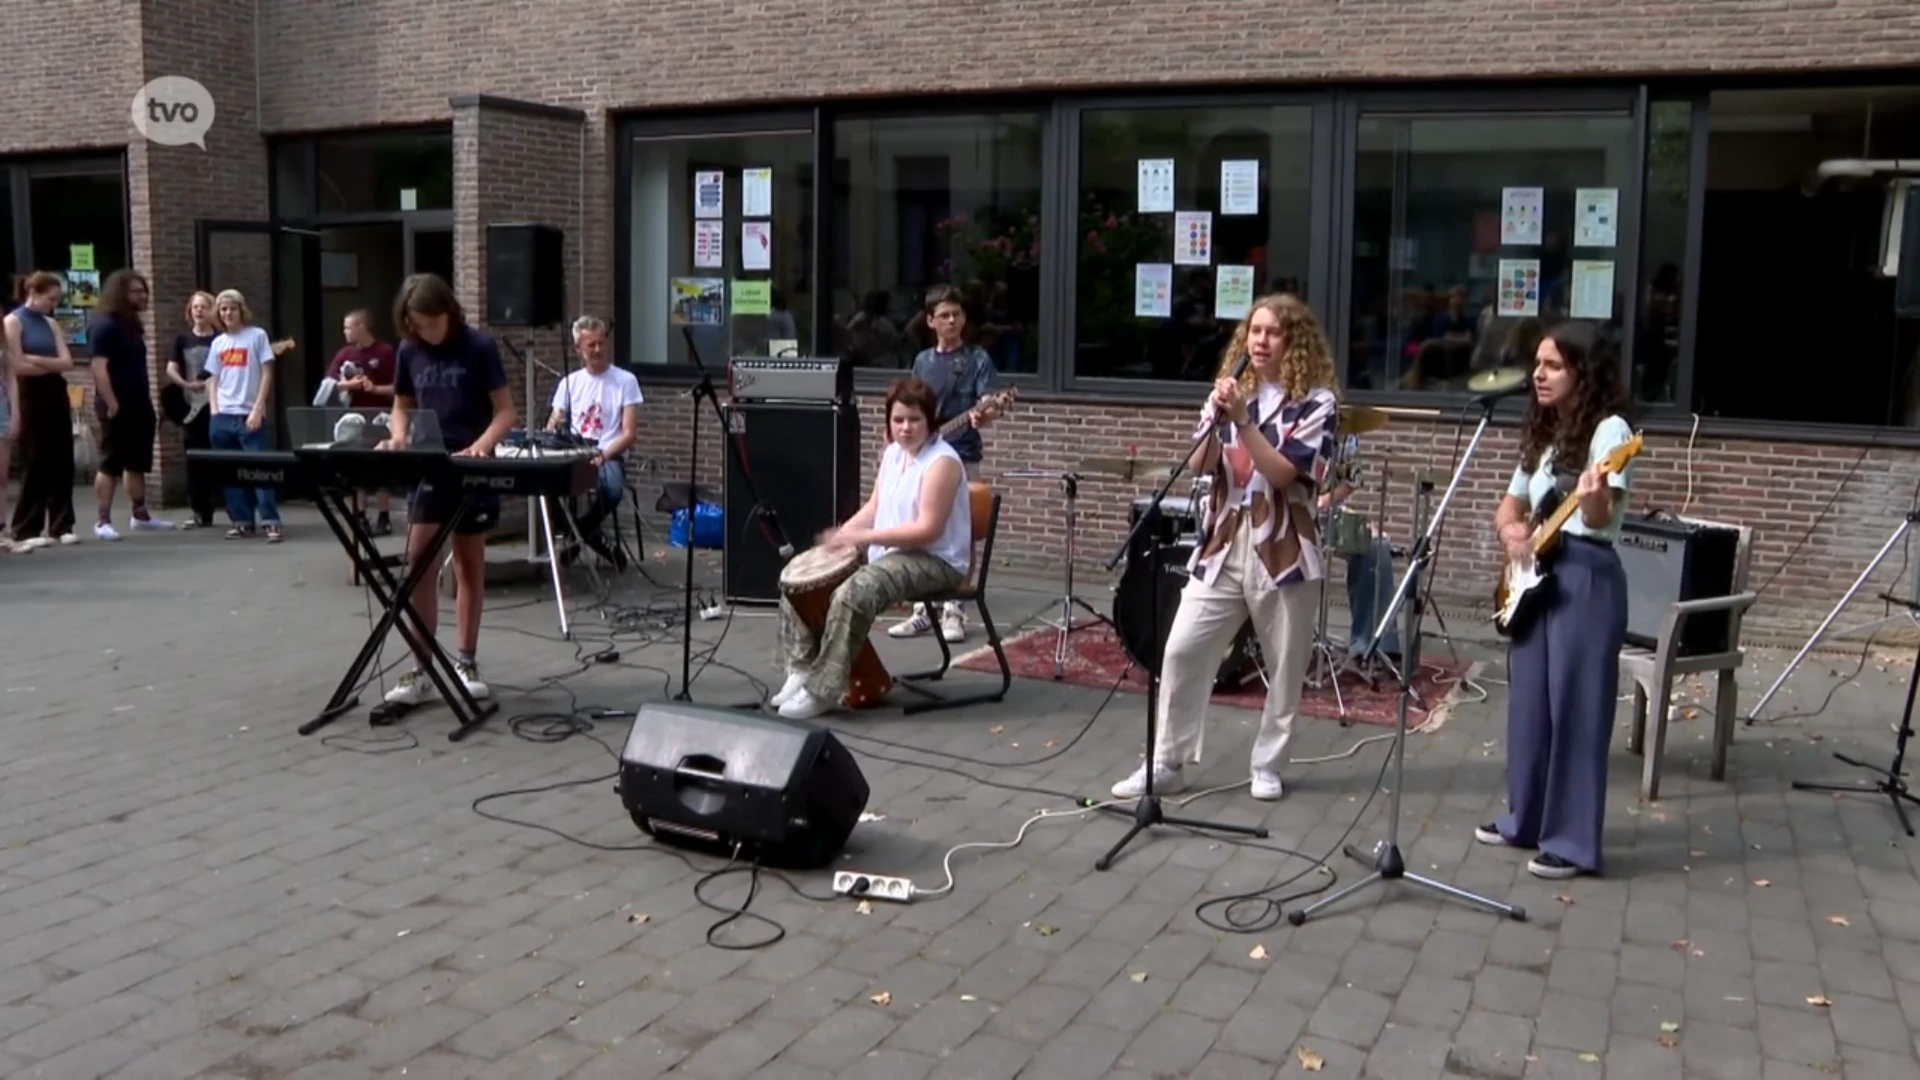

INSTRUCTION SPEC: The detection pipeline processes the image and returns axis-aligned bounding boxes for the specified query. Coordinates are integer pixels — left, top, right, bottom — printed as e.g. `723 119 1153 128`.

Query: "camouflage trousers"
781 550 964 702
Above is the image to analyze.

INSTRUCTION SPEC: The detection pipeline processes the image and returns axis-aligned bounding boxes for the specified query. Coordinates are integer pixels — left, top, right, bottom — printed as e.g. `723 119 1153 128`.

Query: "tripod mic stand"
1288 394 1528 925
674 330 796 702
1792 592 1920 837
1095 420 1269 871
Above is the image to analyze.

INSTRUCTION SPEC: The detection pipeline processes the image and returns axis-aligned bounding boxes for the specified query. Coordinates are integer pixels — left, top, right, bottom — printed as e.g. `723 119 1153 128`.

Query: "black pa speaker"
723 401 861 604
1618 516 1741 656
486 223 564 327
617 702 869 869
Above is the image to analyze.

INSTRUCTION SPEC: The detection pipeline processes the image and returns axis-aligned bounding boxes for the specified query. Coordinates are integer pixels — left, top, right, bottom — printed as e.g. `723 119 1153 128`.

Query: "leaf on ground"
1659 1021 1681 1033
1128 971 1148 983
1250 944 1269 960
1555 894 1575 904
626 913 649 924
1807 993 1832 1007
1295 1045 1325 1071
959 994 978 1001
1658 1035 1679 1048
856 900 873 915
1578 1052 1601 1063
1828 915 1850 927
989 725 1005 734
870 991 892 1006
1753 878 1772 887
1670 939 1690 951
1035 924 1058 936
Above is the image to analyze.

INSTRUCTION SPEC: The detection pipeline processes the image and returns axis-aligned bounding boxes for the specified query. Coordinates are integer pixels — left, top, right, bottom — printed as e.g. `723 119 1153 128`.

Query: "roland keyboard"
451 455 596 498
185 450 314 494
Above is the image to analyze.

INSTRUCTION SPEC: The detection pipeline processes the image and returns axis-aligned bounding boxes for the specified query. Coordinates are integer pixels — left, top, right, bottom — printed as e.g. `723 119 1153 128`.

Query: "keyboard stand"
304 486 499 741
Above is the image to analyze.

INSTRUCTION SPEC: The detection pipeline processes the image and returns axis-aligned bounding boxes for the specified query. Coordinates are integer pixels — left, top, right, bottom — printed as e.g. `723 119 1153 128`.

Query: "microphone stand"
1288 390 1527 925
1095 415 1270 871
675 328 796 702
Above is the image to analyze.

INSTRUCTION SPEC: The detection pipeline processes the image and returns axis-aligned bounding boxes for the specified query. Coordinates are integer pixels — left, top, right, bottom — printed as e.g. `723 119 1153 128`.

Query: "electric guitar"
939 388 1018 440
182 338 297 424
1492 432 1644 638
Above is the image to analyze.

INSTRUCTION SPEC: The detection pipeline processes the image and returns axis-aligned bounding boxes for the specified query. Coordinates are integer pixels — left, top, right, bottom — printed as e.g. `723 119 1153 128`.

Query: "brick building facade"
6 1 1920 638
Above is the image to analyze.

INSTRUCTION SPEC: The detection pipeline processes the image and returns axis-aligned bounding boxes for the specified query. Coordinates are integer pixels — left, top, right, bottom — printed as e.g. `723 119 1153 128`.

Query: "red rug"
954 619 1475 727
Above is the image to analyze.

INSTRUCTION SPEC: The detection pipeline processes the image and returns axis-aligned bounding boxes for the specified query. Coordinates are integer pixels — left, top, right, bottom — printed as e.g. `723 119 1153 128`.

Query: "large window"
1635 100 1691 405
626 126 815 367
1074 105 1313 383
1693 87 1920 427
832 113 1043 373
1347 111 1636 395
18 159 129 351
315 130 453 215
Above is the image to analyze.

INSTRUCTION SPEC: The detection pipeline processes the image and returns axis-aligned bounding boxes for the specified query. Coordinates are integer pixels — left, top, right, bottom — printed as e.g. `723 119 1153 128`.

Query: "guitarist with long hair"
1482 320 1636 880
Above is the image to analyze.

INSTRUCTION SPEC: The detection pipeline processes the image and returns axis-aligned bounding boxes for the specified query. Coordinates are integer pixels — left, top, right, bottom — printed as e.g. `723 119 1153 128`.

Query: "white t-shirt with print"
552 366 644 452
203 326 275 416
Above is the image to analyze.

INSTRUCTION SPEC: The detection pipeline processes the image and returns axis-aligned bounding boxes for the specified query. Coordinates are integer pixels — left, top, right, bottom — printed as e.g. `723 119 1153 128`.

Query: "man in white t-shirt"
546 315 642 564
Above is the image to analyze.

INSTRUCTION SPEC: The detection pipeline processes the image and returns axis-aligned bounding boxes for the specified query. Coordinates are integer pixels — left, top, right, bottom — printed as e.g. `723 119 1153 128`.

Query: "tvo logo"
131 77 216 149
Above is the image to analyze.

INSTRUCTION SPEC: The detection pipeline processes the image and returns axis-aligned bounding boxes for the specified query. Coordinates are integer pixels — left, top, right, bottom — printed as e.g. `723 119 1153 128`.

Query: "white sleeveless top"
871 437 973 575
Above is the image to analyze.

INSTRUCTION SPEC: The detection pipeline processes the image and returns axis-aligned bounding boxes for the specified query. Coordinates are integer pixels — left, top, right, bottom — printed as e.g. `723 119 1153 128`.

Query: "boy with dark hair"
89 269 173 538
891 283 998 644
381 273 516 707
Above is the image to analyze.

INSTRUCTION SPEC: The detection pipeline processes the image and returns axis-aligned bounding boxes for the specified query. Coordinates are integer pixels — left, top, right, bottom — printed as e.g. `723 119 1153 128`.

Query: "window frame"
0 152 132 357
1056 91 1337 400
269 124 455 225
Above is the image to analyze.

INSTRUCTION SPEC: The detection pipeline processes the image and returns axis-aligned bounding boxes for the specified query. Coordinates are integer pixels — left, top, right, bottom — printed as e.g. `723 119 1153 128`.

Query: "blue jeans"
208 414 280 527
576 456 625 550
1344 537 1401 657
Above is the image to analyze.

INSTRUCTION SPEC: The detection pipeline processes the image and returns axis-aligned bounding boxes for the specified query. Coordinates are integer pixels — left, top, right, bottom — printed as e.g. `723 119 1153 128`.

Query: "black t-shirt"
172 332 215 381
89 316 151 413
394 325 507 452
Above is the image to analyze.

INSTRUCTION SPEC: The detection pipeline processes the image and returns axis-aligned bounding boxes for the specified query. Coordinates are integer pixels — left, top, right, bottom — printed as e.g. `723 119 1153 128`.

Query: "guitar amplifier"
728 357 853 404
723 401 861 604
1618 516 1741 656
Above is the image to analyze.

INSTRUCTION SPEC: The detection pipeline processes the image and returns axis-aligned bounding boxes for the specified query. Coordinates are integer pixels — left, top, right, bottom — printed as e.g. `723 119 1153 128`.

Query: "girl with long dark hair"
1481 320 1636 880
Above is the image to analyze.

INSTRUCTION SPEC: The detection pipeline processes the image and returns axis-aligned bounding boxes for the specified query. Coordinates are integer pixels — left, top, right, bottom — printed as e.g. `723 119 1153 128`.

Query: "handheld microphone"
1211 353 1253 430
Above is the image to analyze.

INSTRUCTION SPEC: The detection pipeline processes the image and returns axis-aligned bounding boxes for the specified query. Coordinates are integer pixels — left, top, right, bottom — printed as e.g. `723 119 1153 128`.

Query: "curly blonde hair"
1213 292 1338 402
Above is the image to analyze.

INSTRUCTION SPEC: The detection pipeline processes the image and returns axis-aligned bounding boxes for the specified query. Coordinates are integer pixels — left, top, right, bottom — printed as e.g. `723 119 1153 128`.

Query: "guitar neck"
939 413 973 439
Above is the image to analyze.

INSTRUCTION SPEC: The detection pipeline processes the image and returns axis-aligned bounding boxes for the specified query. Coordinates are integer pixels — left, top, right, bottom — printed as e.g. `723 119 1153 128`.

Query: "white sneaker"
770 672 806 708
777 687 832 720
940 605 967 644
384 669 436 707
57 533 80 546
888 606 935 638
454 661 491 700
1250 770 1285 801
94 523 121 541
130 516 174 531
1110 761 1186 799
19 537 54 552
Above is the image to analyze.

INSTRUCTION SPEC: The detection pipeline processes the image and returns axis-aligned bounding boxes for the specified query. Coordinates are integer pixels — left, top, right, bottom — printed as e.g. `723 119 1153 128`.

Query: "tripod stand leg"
538 497 572 640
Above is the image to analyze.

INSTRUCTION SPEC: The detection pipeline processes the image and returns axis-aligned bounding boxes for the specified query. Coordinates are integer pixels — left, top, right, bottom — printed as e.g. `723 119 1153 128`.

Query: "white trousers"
1154 515 1321 773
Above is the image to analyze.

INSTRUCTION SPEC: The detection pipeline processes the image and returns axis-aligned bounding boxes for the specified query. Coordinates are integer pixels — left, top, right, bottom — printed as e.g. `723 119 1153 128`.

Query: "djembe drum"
778 545 895 708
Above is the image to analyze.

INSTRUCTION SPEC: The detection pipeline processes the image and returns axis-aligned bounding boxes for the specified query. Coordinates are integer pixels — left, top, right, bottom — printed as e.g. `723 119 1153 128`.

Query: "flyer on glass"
1570 260 1615 319
1574 188 1618 247
1500 187 1543 246
1134 263 1172 318
1137 159 1175 213
1214 265 1254 321
1496 258 1541 317
742 168 773 217
1220 160 1259 216
693 221 723 269
1174 211 1213 266
741 222 771 271
694 171 724 219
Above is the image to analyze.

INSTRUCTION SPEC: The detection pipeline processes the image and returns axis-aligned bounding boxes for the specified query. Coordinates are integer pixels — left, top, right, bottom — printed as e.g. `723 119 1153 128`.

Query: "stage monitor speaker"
1896 180 1920 317
617 701 869 868
723 401 861 605
1618 516 1741 657
486 223 564 327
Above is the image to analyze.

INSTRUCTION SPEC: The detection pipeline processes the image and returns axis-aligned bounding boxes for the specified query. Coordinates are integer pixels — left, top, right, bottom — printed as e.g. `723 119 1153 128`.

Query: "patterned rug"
954 618 1478 727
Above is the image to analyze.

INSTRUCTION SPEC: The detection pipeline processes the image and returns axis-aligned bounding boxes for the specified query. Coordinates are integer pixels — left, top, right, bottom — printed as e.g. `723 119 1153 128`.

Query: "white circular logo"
131 77 216 149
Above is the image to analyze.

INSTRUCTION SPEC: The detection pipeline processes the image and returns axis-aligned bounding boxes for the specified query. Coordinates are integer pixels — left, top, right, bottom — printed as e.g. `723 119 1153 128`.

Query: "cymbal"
1338 405 1391 436
1468 366 1529 395
1077 456 1158 481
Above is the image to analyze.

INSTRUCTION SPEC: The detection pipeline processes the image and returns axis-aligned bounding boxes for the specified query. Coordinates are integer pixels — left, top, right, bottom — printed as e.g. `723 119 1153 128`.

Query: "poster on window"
694 170 724 219
741 222 771 271
1570 260 1615 319
1497 258 1541 317
693 221 723 269
741 168 773 218
1174 211 1212 266
1500 186 1544 246
1220 160 1259 216
1138 159 1174 213
1574 188 1619 248
65 269 99 308
1134 263 1172 318
669 277 725 325
1215 265 1255 321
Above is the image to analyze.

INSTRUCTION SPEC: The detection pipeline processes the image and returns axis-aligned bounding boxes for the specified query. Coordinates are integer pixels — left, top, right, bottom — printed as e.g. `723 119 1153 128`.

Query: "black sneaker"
1527 853 1580 880
1474 824 1508 846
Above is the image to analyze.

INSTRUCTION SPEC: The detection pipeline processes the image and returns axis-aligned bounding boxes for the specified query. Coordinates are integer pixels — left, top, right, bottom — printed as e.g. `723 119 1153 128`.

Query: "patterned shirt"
1190 383 1339 588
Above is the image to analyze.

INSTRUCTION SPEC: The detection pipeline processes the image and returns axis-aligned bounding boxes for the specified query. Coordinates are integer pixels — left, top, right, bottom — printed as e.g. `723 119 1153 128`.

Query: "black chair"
896 483 1013 715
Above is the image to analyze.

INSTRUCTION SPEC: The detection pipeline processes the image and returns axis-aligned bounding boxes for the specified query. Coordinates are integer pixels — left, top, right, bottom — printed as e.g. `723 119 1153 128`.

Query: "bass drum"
1111 541 1263 691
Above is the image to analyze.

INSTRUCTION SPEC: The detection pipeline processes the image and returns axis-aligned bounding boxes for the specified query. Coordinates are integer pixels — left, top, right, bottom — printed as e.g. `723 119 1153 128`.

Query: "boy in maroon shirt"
328 309 398 533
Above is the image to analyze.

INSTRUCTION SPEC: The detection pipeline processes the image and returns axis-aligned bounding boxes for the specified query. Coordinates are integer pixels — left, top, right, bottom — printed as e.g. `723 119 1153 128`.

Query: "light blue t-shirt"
1506 414 1635 542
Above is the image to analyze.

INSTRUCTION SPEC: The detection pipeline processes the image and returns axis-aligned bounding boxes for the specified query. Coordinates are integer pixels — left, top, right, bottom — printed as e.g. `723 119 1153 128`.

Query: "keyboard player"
545 315 642 567
381 273 516 707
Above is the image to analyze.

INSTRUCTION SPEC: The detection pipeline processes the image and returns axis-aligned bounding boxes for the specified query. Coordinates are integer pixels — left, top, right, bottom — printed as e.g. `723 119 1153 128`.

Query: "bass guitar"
1492 432 1644 637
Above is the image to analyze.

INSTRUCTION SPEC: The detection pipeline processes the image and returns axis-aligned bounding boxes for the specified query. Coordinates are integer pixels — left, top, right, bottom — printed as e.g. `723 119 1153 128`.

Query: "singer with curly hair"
1479 319 1635 880
1110 293 1340 804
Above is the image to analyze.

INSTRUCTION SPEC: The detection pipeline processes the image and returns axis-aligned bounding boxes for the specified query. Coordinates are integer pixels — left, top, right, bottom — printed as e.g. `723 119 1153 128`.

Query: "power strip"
832 870 915 903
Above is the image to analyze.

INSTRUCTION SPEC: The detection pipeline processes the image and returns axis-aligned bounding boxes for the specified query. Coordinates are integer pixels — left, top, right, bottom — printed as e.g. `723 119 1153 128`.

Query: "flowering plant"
935 209 1039 284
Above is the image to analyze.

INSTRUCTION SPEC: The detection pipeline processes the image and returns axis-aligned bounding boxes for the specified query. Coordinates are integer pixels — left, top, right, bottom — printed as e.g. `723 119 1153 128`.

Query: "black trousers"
10 375 74 542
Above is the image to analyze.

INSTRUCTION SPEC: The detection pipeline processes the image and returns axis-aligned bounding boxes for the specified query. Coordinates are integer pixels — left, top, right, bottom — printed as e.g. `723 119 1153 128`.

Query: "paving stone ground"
3 501 1920 1079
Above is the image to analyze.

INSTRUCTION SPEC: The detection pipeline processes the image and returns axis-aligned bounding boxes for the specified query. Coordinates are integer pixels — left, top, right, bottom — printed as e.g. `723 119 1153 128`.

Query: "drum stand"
1303 450 1351 721
1008 470 1110 679
1289 395 1526 927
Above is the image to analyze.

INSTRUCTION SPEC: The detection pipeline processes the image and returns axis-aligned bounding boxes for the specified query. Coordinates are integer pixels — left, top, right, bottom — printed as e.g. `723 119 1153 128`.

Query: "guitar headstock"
976 388 1018 423
1598 432 1644 475
270 338 297 357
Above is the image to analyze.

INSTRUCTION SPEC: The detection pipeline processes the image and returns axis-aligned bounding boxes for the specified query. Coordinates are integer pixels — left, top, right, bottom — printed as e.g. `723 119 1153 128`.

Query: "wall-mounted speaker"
486 223 564 327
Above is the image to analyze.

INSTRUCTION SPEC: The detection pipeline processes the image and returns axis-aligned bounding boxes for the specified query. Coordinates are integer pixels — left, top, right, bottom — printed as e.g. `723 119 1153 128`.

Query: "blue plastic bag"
670 502 724 550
